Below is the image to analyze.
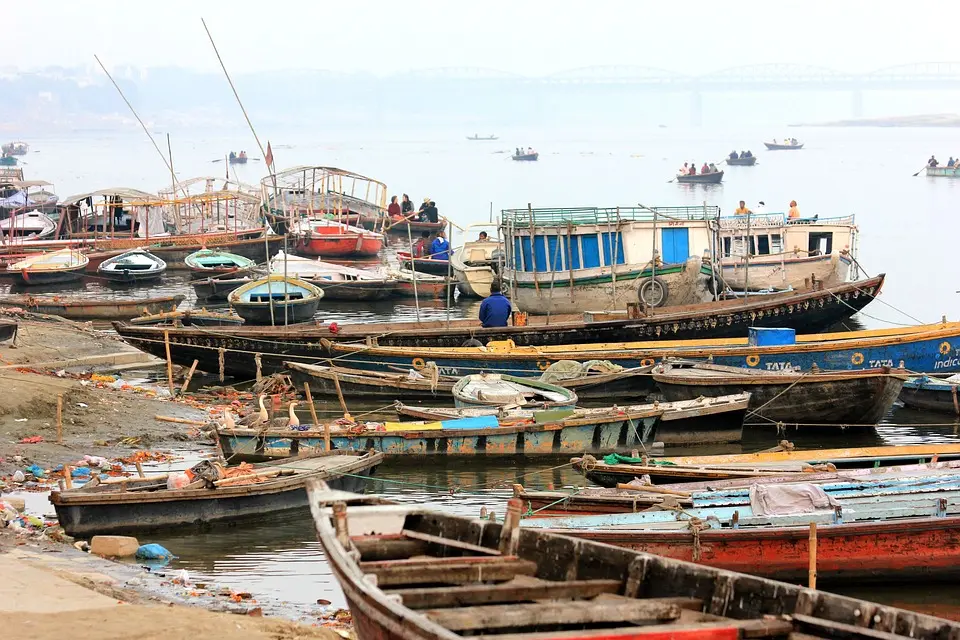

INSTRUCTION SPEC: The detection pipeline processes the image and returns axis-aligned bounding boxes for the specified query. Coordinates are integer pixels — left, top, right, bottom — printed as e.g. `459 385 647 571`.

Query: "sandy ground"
0 318 211 475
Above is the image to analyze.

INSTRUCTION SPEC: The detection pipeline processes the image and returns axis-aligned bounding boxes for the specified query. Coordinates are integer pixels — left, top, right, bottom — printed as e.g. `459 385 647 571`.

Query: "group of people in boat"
388 194 440 224
774 138 800 146
927 155 960 168
734 199 801 219
228 151 247 161
678 161 720 176
411 228 451 260
728 150 754 160
515 147 536 157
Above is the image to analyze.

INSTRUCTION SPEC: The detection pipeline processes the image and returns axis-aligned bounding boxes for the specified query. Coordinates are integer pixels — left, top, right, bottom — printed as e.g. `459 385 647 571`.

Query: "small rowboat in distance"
900 374 960 414
97 248 166 284
764 140 804 150
8 249 88 285
390 268 451 299
0 294 184 320
466 134 498 140
725 156 757 166
653 362 906 425
397 250 450 276
228 275 323 325
308 487 960 639
453 372 578 410
50 450 383 537
185 248 257 279
512 152 539 161
676 171 723 184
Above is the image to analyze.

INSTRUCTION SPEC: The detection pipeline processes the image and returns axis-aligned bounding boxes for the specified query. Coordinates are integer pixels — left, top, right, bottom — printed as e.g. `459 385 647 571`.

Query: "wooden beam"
353 537 427 562
388 578 623 609
791 614 908 640
361 557 536 587
489 618 795 640
423 598 682 632
401 529 501 556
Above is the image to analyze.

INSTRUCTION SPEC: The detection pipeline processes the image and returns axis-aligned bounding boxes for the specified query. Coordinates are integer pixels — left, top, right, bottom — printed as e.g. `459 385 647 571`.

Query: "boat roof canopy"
1 180 52 188
62 188 158 206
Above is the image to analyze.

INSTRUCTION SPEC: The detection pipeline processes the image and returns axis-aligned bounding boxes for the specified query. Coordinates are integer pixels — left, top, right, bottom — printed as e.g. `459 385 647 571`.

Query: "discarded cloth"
749 483 837 516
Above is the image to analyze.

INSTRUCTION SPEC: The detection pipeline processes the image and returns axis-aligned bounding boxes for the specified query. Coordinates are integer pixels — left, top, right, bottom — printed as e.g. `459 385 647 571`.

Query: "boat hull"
294 233 383 258
192 277 250 302
0 295 184 320
656 370 905 425
512 153 539 161
12 264 86 285
677 171 724 184
543 517 960 582
926 167 960 178
232 298 320 325
764 142 804 150
719 252 851 291
726 157 757 166
455 266 496 298
309 278 398 301
900 379 960 414
399 255 451 276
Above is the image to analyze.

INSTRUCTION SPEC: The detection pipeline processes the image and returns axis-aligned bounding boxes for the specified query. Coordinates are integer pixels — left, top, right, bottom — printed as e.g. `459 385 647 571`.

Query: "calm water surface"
18 125 960 617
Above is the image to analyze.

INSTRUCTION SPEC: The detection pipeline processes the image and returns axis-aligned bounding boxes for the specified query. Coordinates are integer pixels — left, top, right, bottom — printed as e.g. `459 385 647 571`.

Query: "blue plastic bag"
135 543 175 560
71 467 91 478
25 464 44 478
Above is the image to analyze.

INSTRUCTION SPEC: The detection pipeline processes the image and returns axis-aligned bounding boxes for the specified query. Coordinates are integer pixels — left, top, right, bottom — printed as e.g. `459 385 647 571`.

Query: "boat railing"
501 205 720 226
718 213 855 230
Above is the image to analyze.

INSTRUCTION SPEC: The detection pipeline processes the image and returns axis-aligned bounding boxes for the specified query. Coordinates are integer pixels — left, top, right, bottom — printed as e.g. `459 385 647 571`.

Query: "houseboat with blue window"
500 206 719 314
716 213 858 291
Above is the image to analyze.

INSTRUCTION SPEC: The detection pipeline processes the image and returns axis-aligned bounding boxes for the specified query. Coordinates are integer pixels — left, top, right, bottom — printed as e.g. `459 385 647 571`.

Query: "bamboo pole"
808 521 818 589
56 394 63 444
180 359 199 395
154 415 207 426
303 382 327 451
405 217 421 323
163 330 174 396
446 219 453 327
135 461 145 478
331 371 352 421
64 465 73 490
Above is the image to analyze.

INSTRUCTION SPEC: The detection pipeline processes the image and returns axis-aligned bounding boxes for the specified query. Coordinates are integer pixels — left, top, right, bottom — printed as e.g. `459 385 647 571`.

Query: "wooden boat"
97 249 166 284
128 308 245 327
85 234 284 272
191 274 253 302
269 251 397 301
8 249 88 285
764 141 804 150
653 362 907 425
217 393 749 460
228 151 248 164
725 156 757 166
379 216 448 234
900 375 960 414
450 226 501 298
398 250 451 276
390 268 452 299
0 210 56 238
286 362 651 402
925 166 960 178
307 487 960 639
452 373 578 410
676 171 723 184
2 142 28 156
184 248 257 279
0 294 184 320
573 443 960 487
228 275 323 325
0 156 17 167
512 152 539 161
520 473 960 583
395 393 750 446
466 134 498 140
0 318 18 343
50 450 382 537
517 460 960 516
293 219 384 258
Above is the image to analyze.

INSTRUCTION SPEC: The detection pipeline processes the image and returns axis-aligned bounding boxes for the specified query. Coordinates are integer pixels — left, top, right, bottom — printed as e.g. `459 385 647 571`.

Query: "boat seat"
387 576 626 609
360 555 537 587
488 617 795 640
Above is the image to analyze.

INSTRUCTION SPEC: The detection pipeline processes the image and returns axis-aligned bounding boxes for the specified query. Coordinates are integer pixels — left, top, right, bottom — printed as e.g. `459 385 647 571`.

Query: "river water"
15 124 960 620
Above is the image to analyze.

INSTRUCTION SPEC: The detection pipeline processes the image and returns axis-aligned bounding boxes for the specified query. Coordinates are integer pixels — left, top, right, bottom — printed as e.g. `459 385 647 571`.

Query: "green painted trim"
512 263 713 289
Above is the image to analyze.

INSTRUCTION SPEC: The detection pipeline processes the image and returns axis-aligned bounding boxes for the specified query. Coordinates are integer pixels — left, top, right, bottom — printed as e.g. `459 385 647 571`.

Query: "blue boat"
900 374 960 415
228 275 323 325
323 320 960 378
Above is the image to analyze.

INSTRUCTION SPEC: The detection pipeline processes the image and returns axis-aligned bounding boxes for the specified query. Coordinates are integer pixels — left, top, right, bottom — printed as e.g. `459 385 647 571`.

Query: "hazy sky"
10 1 959 76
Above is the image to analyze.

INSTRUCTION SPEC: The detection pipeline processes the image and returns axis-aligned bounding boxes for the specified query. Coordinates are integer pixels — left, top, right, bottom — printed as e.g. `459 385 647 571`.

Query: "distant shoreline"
792 114 960 128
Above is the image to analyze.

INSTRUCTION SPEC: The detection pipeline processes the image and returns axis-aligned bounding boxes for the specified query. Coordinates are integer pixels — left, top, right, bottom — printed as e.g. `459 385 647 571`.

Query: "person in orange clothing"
788 200 801 219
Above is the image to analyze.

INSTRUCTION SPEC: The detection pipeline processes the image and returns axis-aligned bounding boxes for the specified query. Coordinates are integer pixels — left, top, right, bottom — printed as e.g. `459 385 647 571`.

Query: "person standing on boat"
479 280 511 328
928 155 939 168
788 200 801 220
388 195 402 220
401 194 414 215
430 228 450 260
425 200 439 224
735 201 752 215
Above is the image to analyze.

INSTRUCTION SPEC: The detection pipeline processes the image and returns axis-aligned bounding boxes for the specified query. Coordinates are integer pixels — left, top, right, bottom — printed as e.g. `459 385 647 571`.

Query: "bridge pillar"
851 89 864 118
690 90 703 127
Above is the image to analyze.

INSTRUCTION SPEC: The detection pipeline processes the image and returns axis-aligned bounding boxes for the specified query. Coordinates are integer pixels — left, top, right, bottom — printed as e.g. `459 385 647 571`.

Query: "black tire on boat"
639 276 669 307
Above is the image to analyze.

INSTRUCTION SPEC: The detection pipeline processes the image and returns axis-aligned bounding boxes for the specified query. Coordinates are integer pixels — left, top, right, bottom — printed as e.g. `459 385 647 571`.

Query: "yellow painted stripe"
663 443 960 466
384 421 442 432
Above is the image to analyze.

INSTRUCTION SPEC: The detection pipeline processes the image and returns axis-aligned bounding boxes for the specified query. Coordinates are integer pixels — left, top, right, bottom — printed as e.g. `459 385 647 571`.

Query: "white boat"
8 249 88 285
0 210 56 239
450 224 502 298
269 251 397 301
97 249 167 284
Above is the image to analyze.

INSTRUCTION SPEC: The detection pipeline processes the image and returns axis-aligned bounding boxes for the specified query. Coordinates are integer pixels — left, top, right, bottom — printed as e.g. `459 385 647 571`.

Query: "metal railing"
501 205 720 226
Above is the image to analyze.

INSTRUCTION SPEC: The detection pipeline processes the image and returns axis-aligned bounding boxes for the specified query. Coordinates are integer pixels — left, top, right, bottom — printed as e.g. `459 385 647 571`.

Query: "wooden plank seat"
387 577 625 609
360 555 538 587
486 618 796 639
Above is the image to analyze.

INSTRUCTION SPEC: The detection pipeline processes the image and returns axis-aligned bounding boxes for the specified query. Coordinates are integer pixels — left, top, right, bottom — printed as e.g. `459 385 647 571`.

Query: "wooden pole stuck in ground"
163 330 174 396
135 461 145 478
808 521 818 589
63 465 73 490
56 394 63 444
180 359 199 395
331 371 352 422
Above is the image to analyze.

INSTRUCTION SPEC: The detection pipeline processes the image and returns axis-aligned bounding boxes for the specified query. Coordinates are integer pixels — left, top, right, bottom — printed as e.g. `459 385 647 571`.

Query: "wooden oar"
913 164 931 177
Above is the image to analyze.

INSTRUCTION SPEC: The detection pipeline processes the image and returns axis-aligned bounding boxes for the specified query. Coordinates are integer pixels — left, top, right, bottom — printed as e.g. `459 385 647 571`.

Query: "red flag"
264 141 273 169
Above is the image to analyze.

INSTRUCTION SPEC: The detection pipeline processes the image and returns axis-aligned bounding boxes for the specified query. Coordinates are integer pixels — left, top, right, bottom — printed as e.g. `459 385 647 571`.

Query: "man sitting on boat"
413 231 431 258
729 151 739 160
735 200 752 215
949 158 956 168
743 150 753 158
679 163 689 175
688 163 697 175
479 280 511 328
478 231 489 241
229 151 236 161
701 162 710 174
430 229 450 260
709 162 718 173
418 197 430 221
425 200 439 224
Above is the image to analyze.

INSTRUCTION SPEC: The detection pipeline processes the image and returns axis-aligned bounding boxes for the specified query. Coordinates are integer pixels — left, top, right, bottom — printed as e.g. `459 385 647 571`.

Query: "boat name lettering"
934 357 960 370
868 359 894 368
437 366 461 376
764 362 800 371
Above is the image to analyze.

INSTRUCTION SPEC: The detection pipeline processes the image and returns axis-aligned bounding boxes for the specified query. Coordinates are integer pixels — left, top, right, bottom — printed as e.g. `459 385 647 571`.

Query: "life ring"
640 358 655 367
412 357 426 370
537 361 550 371
941 341 952 356
746 355 760 367
851 352 864 366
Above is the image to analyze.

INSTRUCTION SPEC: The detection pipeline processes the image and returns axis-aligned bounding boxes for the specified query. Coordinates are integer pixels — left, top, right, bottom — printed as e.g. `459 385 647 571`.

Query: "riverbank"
792 113 960 127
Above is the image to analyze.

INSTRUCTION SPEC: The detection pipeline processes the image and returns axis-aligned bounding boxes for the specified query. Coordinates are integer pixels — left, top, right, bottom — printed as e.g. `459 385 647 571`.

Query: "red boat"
293 220 384 258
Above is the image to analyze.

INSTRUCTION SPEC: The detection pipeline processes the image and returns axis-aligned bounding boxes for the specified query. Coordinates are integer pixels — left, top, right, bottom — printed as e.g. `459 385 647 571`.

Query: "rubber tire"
638 276 669 307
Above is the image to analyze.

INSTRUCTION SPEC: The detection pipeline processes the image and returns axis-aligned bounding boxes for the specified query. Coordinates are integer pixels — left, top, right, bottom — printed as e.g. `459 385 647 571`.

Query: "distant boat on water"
1 142 28 156
764 138 804 150
466 134 498 140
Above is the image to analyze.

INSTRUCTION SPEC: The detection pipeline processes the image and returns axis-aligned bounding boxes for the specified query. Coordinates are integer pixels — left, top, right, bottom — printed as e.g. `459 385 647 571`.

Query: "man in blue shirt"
429 229 450 260
479 280 511 328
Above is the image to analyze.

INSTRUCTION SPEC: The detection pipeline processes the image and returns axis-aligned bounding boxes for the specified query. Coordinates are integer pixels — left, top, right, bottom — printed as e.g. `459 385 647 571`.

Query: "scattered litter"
14 418 27 422
25 463 44 478
12 470 24 483
19 436 43 444
136 543 175 560
76 403 88 408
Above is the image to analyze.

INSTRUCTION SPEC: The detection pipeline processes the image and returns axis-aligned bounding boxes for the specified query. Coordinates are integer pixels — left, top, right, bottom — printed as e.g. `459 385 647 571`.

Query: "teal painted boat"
185 248 257 280
452 372 578 410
